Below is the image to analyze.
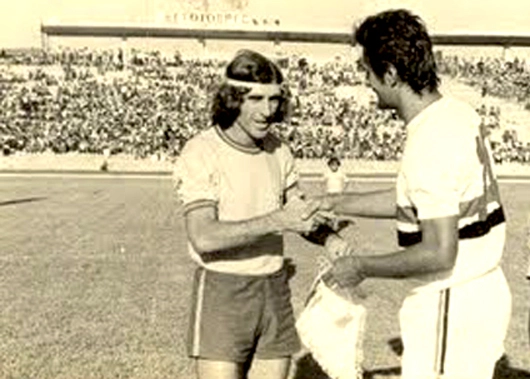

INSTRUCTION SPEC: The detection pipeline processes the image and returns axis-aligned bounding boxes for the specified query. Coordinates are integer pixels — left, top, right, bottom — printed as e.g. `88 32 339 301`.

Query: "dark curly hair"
354 9 440 94
212 49 289 129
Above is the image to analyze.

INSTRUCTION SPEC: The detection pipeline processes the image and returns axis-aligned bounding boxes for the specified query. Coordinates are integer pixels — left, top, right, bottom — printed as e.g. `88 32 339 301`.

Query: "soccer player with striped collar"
174 50 349 379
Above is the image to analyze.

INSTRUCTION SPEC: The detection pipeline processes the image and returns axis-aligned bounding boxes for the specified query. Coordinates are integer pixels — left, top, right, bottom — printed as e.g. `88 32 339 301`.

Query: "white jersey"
173 126 298 276
396 96 506 292
325 169 346 194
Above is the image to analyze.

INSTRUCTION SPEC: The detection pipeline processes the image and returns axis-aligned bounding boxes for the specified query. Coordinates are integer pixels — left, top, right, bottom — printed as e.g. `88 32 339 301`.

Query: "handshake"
275 194 365 289
274 193 336 235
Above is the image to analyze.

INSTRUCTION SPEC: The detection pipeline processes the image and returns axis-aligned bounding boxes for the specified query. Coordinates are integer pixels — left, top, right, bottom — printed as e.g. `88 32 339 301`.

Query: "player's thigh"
399 290 442 379
187 268 263 362
196 359 245 379
254 267 300 360
247 358 291 379
400 269 511 379
443 269 511 378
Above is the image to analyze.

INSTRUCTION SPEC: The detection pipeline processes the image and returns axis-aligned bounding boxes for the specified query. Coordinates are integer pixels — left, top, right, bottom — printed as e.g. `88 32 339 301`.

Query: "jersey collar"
214 125 263 154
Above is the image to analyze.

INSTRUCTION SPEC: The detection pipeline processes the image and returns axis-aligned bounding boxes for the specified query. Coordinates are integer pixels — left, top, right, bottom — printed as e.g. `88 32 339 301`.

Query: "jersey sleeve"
173 138 219 213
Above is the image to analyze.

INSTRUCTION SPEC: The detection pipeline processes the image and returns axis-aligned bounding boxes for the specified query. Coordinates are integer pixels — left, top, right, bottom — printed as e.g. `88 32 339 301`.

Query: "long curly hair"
212 50 289 129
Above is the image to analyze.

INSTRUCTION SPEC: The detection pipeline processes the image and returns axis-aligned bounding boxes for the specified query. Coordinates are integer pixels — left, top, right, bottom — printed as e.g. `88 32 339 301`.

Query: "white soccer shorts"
399 267 511 379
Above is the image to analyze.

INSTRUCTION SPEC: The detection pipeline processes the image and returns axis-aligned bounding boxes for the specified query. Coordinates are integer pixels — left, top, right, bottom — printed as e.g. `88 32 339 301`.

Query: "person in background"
324 156 346 195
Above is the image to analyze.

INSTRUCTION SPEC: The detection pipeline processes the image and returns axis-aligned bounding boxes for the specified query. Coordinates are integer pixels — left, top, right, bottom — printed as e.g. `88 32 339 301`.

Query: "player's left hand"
322 255 365 289
324 234 354 260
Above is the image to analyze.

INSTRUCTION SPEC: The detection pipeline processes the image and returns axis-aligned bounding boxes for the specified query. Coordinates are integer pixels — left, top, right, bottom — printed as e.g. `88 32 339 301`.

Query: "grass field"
1 175 529 379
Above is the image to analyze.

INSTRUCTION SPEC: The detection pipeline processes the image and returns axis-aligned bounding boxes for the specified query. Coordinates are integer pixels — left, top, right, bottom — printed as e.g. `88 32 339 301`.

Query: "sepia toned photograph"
1 1 530 378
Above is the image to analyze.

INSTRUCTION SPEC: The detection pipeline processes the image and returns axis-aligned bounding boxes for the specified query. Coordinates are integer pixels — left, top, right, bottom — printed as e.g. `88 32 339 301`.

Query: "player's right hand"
277 195 330 233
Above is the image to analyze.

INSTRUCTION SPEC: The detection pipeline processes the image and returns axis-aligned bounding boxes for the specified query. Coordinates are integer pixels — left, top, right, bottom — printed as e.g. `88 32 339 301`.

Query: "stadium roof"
41 24 530 47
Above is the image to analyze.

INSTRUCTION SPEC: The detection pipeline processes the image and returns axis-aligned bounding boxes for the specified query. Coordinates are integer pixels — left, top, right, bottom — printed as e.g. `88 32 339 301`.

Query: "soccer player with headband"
174 49 351 379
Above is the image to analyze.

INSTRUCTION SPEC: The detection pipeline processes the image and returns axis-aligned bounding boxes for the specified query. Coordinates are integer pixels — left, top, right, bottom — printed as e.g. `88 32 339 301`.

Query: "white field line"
0 171 530 184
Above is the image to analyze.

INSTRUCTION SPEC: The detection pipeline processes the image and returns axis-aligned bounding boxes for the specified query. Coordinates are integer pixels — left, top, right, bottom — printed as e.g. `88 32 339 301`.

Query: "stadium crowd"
0 47 529 163
437 51 530 107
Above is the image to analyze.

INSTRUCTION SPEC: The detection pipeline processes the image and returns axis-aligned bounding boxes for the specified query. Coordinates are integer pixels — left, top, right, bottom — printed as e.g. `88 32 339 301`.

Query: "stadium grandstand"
1 16 530 165
41 22 530 47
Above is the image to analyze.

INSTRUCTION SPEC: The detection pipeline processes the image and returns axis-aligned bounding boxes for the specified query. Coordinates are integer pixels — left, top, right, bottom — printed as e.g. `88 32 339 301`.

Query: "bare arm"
185 196 321 254
359 215 459 278
323 187 397 219
326 215 459 287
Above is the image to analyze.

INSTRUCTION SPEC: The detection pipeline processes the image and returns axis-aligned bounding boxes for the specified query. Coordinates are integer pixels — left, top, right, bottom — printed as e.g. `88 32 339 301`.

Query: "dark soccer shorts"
187 265 301 362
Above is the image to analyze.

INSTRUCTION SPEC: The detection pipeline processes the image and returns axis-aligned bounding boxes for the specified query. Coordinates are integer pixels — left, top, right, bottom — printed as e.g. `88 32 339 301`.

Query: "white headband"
225 78 281 90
